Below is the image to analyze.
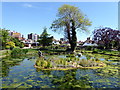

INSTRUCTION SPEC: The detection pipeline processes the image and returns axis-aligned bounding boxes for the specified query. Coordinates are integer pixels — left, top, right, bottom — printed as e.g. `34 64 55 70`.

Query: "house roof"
83 43 98 46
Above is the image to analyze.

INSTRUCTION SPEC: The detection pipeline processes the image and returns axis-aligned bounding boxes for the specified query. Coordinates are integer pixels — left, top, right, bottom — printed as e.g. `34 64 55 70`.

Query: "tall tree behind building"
38 27 53 47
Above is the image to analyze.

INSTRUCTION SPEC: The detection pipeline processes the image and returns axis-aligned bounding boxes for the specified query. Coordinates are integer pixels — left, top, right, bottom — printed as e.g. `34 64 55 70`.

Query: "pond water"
1 54 120 88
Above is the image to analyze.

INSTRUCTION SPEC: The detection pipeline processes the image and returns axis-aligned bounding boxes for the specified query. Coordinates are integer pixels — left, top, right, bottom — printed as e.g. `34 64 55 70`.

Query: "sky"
2 2 118 41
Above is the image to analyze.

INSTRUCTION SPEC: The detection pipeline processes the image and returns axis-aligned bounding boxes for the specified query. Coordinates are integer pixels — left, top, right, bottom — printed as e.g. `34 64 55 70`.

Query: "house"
22 39 39 48
8 31 22 40
77 41 84 46
52 39 60 45
83 37 98 46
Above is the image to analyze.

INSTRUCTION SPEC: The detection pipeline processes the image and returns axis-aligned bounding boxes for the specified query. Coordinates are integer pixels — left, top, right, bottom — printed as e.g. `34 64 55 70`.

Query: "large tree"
93 27 120 50
51 4 91 52
0 28 11 49
38 27 53 47
0 28 24 49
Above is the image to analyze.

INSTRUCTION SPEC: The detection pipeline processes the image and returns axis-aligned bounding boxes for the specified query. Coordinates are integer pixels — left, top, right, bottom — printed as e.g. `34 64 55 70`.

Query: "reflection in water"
2 57 23 77
2 55 120 88
51 69 92 88
2 61 10 77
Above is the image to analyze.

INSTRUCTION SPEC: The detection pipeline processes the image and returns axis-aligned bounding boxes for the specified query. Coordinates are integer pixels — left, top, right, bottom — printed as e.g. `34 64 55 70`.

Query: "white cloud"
23 3 33 8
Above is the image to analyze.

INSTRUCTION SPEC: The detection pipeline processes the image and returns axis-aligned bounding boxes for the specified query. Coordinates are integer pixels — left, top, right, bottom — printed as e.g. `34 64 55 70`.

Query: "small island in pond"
34 55 106 70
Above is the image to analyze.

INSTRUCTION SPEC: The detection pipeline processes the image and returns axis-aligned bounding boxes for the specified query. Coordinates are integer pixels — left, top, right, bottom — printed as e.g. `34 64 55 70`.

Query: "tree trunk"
66 22 71 43
65 20 77 52
70 20 77 52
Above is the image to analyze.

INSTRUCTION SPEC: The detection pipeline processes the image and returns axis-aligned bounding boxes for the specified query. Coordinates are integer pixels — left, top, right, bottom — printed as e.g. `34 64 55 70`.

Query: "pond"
1 54 120 88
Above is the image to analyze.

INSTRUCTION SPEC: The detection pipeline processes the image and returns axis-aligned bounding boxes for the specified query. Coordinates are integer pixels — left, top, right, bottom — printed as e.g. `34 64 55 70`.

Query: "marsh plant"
35 58 53 68
35 55 106 69
78 59 98 67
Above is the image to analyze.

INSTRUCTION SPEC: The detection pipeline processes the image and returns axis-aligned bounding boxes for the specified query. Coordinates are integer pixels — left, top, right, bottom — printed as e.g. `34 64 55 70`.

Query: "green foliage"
0 28 11 49
92 49 102 53
10 37 24 48
22 49 28 54
96 66 118 77
54 58 68 66
6 41 16 49
0 28 24 49
35 58 53 68
38 27 53 47
97 45 104 49
79 59 98 67
5 45 10 49
52 70 92 88
11 48 28 58
85 46 93 50
2 57 23 77
92 49 98 53
19 42 24 48
95 58 100 61
47 61 53 68
35 55 103 69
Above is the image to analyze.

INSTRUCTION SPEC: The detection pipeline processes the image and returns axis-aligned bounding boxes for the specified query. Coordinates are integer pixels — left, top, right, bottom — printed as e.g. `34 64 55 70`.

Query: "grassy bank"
0 48 38 58
80 49 120 56
0 50 11 58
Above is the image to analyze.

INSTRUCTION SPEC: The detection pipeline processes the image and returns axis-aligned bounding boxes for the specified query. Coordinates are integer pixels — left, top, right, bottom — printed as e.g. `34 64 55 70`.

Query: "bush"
11 48 28 58
102 51 106 54
19 43 24 48
47 61 53 68
95 58 100 61
85 46 93 50
22 49 28 54
79 59 98 67
35 59 53 68
97 46 104 49
5 45 10 49
92 49 101 53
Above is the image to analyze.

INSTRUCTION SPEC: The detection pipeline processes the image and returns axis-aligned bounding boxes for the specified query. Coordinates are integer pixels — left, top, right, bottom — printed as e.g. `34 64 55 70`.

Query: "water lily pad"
24 77 28 79
27 85 33 88
37 80 42 83
48 75 53 78
2 84 10 88
26 79 34 82
41 85 50 88
9 83 23 88
13 78 19 83
17 86 27 88
31 82 38 86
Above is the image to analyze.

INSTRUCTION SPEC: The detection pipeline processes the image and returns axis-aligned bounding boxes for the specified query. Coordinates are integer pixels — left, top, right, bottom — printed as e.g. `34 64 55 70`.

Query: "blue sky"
2 2 118 41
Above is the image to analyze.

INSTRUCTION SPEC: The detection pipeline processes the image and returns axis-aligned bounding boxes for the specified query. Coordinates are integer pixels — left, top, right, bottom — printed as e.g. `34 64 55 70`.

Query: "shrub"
92 49 100 53
47 61 53 68
85 46 93 50
63 60 68 66
5 45 10 49
97 46 104 49
95 58 100 61
79 59 98 67
35 58 53 68
102 51 106 54
22 49 28 54
11 48 28 58
6 41 16 49
19 43 24 48
42 61 48 68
